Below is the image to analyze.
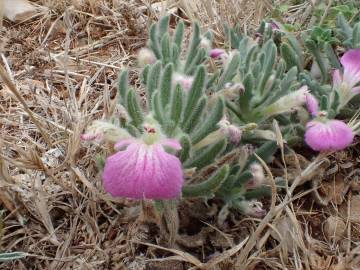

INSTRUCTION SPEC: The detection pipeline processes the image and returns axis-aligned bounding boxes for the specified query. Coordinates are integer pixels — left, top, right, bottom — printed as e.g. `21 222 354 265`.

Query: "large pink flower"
305 119 354 151
103 137 184 199
333 49 360 95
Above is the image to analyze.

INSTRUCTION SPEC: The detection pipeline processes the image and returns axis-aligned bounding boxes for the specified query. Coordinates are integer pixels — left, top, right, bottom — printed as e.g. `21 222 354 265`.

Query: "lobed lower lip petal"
103 141 184 200
305 119 354 151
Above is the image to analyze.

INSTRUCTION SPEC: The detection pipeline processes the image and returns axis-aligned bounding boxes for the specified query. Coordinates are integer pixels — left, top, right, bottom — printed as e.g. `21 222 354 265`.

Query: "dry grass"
0 0 360 269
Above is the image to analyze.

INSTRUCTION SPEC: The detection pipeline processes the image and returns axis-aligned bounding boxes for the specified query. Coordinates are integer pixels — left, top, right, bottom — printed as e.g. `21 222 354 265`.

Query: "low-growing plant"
82 13 360 240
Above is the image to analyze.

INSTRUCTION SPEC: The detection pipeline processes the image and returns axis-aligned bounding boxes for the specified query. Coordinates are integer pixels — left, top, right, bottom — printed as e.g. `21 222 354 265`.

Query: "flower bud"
246 163 266 189
210 48 227 59
81 120 131 144
263 86 309 118
200 37 211 51
173 73 194 92
305 93 319 117
219 119 242 144
238 200 266 218
137 48 156 67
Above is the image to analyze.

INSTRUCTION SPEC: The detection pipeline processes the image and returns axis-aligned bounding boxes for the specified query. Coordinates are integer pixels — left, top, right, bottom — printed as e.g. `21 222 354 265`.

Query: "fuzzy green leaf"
179 135 191 162
173 20 184 50
158 16 170 38
118 70 128 104
246 141 277 166
182 165 230 198
170 84 184 126
149 24 161 59
182 96 207 133
147 61 162 102
185 22 201 69
244 186 271 199
127 90 144 128
141 65 150 85
160 63 173 107
217 52 241 91
191 97 224 144
234 170 253 187
183 66 206 121
161 33 171 65
184 139 226 169
0 252 28 262
151 91 164 124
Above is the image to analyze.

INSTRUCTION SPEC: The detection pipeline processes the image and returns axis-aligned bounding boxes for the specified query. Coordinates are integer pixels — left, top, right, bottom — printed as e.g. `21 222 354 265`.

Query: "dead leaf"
324 216 346 242
270 216 297 251
317 174 350 205
340 195 360 223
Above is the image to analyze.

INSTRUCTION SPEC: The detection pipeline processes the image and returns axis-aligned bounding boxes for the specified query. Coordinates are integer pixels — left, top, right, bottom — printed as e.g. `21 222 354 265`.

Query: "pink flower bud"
219 119 242 144
246 163 266 189
81 120 131 144
173 73 194 92
210 48 226 59
305 93 319 117
137 48 156 67
227 125 242 144
239 200 266 218
270 22 280 31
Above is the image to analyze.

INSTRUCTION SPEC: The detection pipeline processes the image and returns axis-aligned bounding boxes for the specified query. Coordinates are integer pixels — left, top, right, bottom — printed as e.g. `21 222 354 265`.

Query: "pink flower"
102 130 184 199
305 119 354 151
210 48 227 59
332 49 360 106
305 93 319 117
335 49 360 91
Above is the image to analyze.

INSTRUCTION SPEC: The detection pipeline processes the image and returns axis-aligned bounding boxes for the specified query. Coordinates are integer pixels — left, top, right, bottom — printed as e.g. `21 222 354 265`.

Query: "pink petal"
210 48 226 59
81 133 97 141
114 138 137 151
305 93 319 117
341 49 360 88
351 86 360 94
160 138 182 150
305 120 354 151
103 142 184 199
80 133 104 143
270 22 280 31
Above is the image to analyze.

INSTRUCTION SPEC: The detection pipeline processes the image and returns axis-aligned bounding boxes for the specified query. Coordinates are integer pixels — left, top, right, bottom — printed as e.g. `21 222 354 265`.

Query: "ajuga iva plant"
82 16 278 222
